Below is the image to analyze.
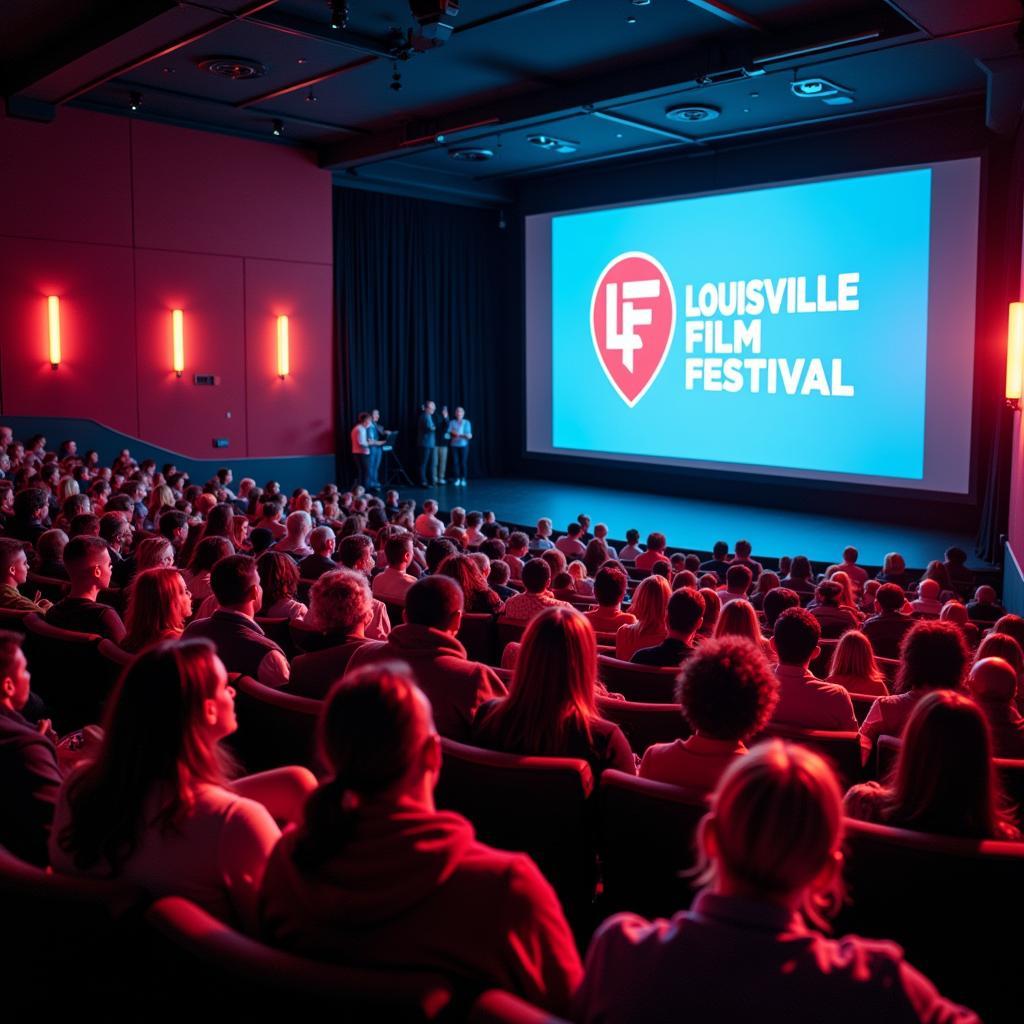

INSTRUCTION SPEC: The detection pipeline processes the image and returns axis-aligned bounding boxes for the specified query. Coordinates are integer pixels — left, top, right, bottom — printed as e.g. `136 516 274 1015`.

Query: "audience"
825 545 869 593
631 587 704 667
713 598 764 649
967 656 1024 758
437 552 503 614
909 578 943 617
121 567 191 652
182 536 234 604
635 532 670 572
256 551 307 621
862 583 915 659
618 528 643 562
585 566 636 633
297 525 337 579
826 629 889 697
0 537 50 612
967 584 1005 624
807 580 859 639
698 540 731 581
615 575 671 661
36 528 70 579
749 569 780 611
44 536 125 642
717 563 753 607
259 663 582 1013
780 554 815 597
639 636 778 791
503 558 570 622
876 550 912 589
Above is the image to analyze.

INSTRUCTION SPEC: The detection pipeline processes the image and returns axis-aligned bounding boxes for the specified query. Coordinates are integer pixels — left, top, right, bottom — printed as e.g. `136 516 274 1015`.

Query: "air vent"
197 57 268 80
665 105 720 123
527 134 578 155
448 147 494 161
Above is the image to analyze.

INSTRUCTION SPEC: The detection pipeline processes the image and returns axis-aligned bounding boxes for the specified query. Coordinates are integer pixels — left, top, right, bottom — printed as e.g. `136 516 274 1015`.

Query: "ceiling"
2 0 1022 204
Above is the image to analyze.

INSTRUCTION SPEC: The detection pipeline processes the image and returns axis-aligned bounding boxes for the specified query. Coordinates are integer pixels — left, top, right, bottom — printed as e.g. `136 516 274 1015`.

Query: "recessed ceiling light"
791 77 852 100
665 104 720 123
448 147 494 161
528 134 578 154
197 57 268 80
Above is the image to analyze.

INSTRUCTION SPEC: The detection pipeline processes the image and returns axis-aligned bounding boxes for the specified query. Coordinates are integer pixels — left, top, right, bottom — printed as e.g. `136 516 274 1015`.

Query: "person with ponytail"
575 741 978 1023
50 640 315 930
259 662 582 1014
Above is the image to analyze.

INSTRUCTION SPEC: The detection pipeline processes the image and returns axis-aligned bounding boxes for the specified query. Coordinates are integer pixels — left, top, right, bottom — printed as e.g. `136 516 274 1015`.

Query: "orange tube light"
277 315 290 378
1008 302 1024 407
172 309 185 377
47 295 61 369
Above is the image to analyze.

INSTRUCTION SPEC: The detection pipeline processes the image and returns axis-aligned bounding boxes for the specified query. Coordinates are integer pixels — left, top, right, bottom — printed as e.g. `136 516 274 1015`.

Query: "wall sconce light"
277 315 290 378
1007 301 1024 410
172 309 185 378
47 295 61 369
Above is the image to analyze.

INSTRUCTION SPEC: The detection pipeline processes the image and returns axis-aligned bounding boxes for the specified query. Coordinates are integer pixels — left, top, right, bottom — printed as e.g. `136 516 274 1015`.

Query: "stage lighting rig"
330 0 349 30
408 1 459 50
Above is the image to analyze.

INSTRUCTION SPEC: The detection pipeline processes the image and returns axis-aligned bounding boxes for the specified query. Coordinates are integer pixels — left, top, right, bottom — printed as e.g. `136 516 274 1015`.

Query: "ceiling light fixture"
129 91 142 111
790 77 855 105
528 134 579 154
272 119 284 136
330 0 349 30
448 147 494 161
665 104 720 123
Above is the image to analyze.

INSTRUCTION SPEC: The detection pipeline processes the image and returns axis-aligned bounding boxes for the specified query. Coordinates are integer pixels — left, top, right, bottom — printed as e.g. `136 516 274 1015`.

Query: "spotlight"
330 0 349 30
390 63 402 91
272 119 284 136
129 91 142 111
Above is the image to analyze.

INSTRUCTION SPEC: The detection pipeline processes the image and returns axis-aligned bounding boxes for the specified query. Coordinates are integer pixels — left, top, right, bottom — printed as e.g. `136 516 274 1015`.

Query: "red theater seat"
469 989 571 1024
754 723 865 785
597 654 678 703
457 611 498 664
596 695 690 756
228 674 322 776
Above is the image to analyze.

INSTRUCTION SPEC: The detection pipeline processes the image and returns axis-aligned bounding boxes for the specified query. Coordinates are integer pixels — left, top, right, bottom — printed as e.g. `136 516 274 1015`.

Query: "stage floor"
415 477 988 571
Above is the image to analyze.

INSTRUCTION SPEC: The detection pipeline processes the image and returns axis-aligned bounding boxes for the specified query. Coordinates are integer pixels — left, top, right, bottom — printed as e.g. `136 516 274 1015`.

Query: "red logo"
590 252 676 408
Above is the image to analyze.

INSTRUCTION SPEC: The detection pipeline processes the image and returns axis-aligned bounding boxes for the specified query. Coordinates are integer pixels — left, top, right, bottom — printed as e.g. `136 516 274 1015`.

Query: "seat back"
597 655 678 703
495 617 526 660
597 770 708 919
596 696 690 756
21 613 111 731
457 612 497 665
289 643 365 700
754 723 864 785
229 674 322 775
145 896 453 1019
26 572 70 603
0 607 30 633
289 617 333 653
254 616 295 658
838 818 1024 1021
850 693 875 724
469 990 570 1024
435 738 595 924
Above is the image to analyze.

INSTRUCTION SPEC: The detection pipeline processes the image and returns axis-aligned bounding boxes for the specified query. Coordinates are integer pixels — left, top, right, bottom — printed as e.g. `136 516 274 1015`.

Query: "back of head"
135 536 173 573
37 528 68 563
969 656 1018 704
425 537 458 574
940 600 968 625
726 563 753 593
63 535 109 579
210 554 258 607
190 535 234 572
829 630 880 682
594 566 628 607
945 546 967 567
993 614 1024 649
874 583 905 613
698 587 721 632
158 509 188 540
974 632 1024 676
735 539 752 558
918 578 940 601
712 541 728 559
762 587 799 630
715 599 760 644
789 555 812 580
257 550 300 607
310 526 335 555
667 586 705 635
772 607 820 666
404 574 463 629
883 551 906 575
701 740 843 927
842 546 858 563
286 510 312 537
678 636 778 741
338 533 373 569
489 559 511 585
521 557 551 594
673 569 698 591
896 620 968 693
542 548 567 575
647 531 667 552
814 580 842 606
384 533 413 567
309 569 372 634
631 574 672 630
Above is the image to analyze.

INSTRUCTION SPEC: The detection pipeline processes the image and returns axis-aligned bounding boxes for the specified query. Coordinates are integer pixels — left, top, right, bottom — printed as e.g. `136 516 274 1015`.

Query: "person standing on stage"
367 409 385 490
449 407 473 487
351 412 372 489
417 401 437 488
433 405 450 486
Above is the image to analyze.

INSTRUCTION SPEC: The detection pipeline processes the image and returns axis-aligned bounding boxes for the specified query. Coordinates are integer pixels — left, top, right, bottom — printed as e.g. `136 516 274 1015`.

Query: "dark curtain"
334 187 508 485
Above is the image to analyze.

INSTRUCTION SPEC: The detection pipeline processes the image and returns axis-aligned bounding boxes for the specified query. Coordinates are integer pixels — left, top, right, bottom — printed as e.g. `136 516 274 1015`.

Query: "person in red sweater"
259 663 582 1013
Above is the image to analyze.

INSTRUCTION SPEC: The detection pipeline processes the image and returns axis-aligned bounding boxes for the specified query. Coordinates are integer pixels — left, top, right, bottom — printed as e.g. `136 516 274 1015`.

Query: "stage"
414 477 990 572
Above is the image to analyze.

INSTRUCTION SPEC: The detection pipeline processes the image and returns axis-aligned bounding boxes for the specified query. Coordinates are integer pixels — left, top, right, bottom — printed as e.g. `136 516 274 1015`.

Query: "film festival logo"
590 252 676 408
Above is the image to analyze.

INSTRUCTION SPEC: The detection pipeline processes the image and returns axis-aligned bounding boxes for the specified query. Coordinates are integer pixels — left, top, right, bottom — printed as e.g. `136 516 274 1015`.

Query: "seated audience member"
275 511 314 559
503 531 529 581
914 560 958 604
488 559 517 601
567 559 595 598
121 568 192 653
256 500 287 540
35 528 70 579
575 741 979 1024
257 551 307 621
967 656 1024 758
770 608 856 732
633 587 704 667
696 587 721 640
413 499 444 540
672 569 699 591
585 566 636 634
425 536 458 575
698 541 731 582
552 570 576 602
713 599 764 650
371 533 417 605
8 487 49 544
651 561 670 581
474 607 634 778
530 517 555 551
100 513 132 564
846 690 1018 841
635 532 670 572
183 555 290 688
0 630 62 865
966 585 1005 624
876 551 911 590
345 576 506 741
44 536 125 642
780 555 816 597
973 631 1024 705
555 522 587 560
51 640 314 929
259 664 581 1013
336 534 391 640
718 563 753 607
825 546 869 594
827 571 860 615
593 522 618 561
826 630 889 697
583 538 611 578
731 539 762 581
437 552 503 614
541 548 568 580
618 529 643 562
749 570 780 611
117 535 175 589
859 578 881 614
183 536 234 604
909 578 943 617
297 526 337 580
940 599 980 650
992 613 1024 653
807 580 860 639
502 558 571 622
639 636 778 791
862 583 915 660
943 545 974 597
0 537 50 612
463 511 486 547
615 575 671 661
860 620 969 744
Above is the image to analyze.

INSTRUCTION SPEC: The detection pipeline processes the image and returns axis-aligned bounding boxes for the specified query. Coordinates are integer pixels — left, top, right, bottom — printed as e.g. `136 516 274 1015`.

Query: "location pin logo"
590 251 676 407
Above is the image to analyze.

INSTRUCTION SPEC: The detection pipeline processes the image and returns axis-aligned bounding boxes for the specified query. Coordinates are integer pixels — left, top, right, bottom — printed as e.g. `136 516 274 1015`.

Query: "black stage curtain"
334 187 509 485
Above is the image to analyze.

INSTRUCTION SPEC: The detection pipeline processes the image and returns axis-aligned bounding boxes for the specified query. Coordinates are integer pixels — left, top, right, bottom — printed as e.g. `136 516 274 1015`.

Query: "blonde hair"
883 551 905 575
629 574 672 633
828 570 856 609
714 599 761 645
828 630 884 688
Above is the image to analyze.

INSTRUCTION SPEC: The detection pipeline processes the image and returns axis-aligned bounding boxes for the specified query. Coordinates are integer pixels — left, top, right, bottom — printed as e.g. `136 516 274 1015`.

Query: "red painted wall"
0 107 334 459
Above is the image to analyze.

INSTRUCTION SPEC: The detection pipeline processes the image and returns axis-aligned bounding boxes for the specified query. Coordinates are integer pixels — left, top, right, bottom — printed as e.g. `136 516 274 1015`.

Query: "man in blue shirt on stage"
417 400 437 488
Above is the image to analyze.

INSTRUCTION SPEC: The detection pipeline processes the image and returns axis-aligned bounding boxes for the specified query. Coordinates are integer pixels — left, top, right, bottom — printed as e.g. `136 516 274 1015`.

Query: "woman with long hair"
183 535 234 603
258 663 582 1013
256 550 307 621
915 559 958 603
780 554 815 596
807 580 860 639
749 570 780 611
696 587 721 640
121 568 192 652
575 741 976 1021
436 552 502 614
713 599 765 649
615 574 671 661
145 484 175 530
826 629 888 697
846 690 1019 840
50 640 315 928
877 551 910 590
474 606 634 778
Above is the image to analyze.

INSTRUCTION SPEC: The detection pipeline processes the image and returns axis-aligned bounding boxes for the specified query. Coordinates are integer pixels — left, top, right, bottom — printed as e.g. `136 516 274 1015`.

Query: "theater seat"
290 641 367 699
597 655 678 703
435 738 595 928
457 612 497 665
496 618 526 660
469 990 570 1024
597 770 708 920
228 674 322 776
25 572 70 603
254 616 295 659
596 696 691 756
146 896 453 1019
754 723 865 785
838 818 1024 1022
0 607 30 633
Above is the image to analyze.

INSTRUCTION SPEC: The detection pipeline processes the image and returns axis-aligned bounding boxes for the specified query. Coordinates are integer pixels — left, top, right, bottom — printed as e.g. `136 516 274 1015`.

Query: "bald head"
969 657 1018 704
